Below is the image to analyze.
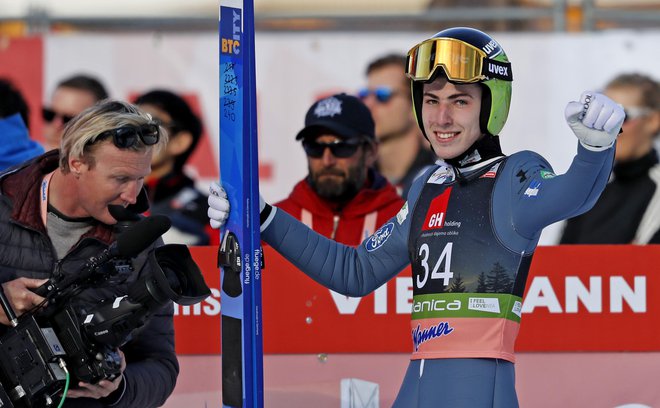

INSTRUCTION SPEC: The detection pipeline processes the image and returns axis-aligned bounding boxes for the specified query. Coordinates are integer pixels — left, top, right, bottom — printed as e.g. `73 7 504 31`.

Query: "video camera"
0 215 211 408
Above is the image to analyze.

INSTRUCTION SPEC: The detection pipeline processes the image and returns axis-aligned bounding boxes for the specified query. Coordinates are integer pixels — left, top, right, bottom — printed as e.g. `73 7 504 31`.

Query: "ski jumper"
260 141 614 407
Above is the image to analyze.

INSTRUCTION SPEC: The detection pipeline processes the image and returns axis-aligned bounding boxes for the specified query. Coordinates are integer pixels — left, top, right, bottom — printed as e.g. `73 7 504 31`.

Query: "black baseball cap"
295 93 375 141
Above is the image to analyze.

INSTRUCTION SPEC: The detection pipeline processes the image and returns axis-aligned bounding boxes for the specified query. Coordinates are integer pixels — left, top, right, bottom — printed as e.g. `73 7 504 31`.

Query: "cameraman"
0 100 177 407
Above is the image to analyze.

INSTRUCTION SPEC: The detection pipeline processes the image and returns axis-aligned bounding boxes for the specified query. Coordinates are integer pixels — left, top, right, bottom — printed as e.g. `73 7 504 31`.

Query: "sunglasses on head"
42 107 74 124
93 124 160 148
358 87 399 104
302 139 363 158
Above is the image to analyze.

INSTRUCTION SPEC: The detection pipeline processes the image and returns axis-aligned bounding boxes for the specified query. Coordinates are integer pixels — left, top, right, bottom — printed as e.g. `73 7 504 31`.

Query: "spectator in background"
359 54 436 198
0 78 44 170
135 89 214 246
561 73 660 244
43 74 108 151
274 93 403 246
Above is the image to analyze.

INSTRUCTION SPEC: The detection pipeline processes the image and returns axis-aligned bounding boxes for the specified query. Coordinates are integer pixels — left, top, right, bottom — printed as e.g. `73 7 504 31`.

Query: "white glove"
565 91 625 152
208 182 230 229
207 182 268 230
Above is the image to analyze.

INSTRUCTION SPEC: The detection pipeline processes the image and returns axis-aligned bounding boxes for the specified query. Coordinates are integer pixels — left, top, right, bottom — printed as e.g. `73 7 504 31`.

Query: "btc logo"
221 38 240 55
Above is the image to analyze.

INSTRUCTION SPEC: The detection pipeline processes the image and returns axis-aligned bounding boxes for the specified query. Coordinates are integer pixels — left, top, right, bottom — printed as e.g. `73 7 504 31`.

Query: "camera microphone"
34 215 172 298
113 215 172 258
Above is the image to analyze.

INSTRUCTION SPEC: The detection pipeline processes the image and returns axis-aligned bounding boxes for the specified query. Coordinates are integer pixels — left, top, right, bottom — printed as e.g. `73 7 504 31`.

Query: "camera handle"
0 284 18 327
32 215 172 301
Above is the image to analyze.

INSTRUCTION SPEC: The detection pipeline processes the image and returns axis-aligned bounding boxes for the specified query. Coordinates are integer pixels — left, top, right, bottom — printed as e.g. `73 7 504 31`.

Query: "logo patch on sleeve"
365 222 394 252
524 180 541 198
396 202 409 225
539 170 556 179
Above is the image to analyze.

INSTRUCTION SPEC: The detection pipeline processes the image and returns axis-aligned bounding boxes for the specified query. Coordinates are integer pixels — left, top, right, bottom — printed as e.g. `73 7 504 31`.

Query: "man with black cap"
274 93 403 246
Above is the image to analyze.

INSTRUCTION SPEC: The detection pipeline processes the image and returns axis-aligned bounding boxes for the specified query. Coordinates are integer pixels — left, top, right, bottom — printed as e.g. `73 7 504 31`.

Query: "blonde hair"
59 100 169 172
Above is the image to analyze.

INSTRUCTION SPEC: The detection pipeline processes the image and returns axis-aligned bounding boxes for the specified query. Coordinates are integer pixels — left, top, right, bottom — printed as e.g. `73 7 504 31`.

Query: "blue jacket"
0 113 44 171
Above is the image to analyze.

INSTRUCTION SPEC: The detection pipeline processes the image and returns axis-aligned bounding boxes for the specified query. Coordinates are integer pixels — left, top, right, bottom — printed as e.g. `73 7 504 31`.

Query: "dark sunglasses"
358 87 399 104
94 124 160 148
42 107 74 124
302 139 363 158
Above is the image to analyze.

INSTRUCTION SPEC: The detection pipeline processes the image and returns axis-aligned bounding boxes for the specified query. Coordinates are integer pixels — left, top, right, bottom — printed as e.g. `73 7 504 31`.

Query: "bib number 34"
417 242 454 288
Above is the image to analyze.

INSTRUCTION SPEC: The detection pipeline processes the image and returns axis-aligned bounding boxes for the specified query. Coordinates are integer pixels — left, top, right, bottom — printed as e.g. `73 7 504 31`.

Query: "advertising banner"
175 245 660 354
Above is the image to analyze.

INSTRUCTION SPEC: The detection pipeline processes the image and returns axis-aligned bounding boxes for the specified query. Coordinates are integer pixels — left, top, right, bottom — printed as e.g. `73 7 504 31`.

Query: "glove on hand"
565 91 625 151
207 182 267 230
208 182 230 229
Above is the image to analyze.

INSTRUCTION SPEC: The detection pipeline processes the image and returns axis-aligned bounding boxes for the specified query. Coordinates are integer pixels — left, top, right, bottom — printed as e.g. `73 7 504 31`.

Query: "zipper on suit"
330 215 340 240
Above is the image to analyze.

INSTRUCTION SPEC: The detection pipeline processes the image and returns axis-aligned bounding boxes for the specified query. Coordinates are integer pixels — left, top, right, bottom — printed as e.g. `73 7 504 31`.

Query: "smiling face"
70 140 153 224
421 77 484 160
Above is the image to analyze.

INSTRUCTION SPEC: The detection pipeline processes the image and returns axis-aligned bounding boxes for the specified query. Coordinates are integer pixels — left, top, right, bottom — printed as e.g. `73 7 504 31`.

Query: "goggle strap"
481 59 513 81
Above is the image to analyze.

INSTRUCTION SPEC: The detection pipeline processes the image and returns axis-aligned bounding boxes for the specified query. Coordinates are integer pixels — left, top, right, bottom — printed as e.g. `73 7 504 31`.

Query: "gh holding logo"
422 187 453 231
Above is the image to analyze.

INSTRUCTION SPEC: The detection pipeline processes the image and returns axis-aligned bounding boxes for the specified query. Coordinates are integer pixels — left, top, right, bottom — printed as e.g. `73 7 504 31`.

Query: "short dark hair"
0 78 30 129
365 53 410 95
57 74 109 102
606 73 660 111
134 89 203 170
365 53 407 76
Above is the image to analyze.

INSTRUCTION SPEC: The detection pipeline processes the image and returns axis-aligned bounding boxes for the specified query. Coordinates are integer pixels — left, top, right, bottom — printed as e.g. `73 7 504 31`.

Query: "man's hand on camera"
0 278 48 325
565 91 625 152
67 350 126 400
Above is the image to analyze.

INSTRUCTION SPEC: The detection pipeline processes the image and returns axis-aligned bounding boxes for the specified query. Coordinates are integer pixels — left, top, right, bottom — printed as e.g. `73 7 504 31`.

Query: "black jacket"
0 151 178 407
145 170 211 245
561 149 660 244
